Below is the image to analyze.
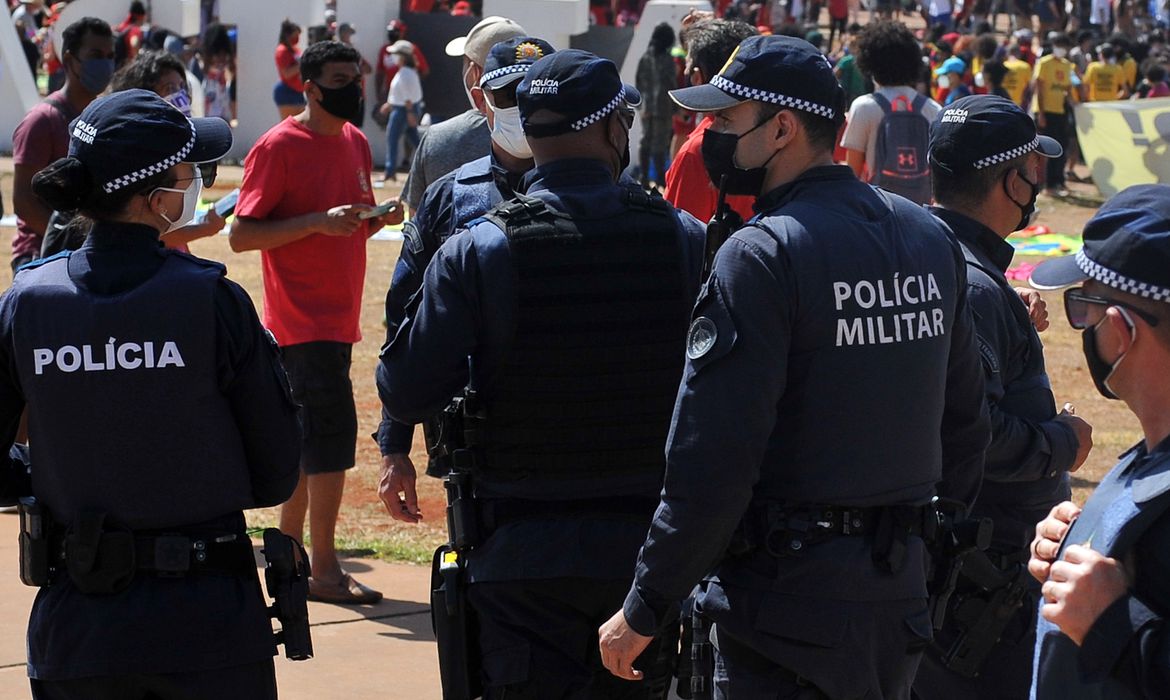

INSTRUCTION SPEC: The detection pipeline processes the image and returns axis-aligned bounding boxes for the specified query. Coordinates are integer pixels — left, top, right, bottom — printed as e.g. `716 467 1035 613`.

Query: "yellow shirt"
1034 54 1073 114
1084 61 1124 101
1003 57 1033 107
1123 56 1138 89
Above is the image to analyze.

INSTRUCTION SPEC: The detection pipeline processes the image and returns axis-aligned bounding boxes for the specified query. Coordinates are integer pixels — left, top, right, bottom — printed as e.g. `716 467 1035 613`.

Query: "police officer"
0 89 302 699
377 50 706 697
377 36 555 522
912 95 1094 698
597 35 990 698
1026 185 1170 698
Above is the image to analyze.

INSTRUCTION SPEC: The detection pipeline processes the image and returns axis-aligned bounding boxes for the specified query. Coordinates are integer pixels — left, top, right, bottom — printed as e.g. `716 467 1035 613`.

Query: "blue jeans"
385 105 419 176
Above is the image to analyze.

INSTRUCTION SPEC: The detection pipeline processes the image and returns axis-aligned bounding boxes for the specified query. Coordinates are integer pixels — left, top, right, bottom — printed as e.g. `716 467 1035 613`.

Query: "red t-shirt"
236 118 376 347
829 0 849 18
274 43 304 92
663 115 756 224
11 91 76 259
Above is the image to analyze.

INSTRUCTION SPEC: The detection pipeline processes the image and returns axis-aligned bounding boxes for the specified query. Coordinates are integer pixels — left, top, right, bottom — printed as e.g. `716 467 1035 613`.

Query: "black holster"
64 510 136 595
262 528 313 661
431 544 482 700
924 498 994 631
18 497 58 587
939 552 1032 677
689 599 715 700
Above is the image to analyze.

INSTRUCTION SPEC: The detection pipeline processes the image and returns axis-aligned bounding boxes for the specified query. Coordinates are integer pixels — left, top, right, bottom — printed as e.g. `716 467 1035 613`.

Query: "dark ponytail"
32 156 177 221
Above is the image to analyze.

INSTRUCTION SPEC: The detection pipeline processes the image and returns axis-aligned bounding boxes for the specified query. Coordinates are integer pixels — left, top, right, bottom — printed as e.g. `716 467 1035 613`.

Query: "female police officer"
0 89 301 699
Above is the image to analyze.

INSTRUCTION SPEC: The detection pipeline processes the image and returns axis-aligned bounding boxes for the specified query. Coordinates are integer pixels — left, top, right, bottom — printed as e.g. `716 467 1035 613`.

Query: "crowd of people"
5 1 1170 700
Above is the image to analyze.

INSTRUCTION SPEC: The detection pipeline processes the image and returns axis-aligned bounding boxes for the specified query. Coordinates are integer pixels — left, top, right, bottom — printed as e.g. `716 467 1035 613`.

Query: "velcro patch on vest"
687 280 737 374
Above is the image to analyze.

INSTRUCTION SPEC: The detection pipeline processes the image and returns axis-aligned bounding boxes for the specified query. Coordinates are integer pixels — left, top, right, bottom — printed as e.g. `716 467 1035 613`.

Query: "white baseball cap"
445 16 526 66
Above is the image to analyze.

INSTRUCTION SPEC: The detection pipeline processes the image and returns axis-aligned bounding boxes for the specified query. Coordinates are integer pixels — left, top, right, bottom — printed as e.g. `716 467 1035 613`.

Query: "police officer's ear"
470 85 488 115
769 109 800 149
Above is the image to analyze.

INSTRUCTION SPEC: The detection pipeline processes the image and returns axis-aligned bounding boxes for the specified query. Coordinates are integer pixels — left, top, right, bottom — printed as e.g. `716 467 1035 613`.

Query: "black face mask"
1081 313 1132 400
701 119 778 197
316 80 363 123
1004 170 1039 232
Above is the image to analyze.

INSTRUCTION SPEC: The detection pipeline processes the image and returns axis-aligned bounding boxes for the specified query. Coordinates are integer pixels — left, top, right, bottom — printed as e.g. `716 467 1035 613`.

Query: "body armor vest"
11 251 254 530
477 191 690 482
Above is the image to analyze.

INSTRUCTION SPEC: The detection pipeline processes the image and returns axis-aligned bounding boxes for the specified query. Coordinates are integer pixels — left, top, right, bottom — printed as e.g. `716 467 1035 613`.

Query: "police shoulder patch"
687 317 718 360
403 221 424 254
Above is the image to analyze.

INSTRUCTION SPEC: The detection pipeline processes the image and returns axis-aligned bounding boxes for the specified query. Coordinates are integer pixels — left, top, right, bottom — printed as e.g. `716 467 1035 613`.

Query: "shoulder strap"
871 92 892 114
910 93 928 113
482 192 579 242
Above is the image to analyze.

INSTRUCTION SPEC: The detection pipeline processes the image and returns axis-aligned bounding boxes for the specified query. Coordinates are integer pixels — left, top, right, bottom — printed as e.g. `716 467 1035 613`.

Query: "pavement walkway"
0 512 444 699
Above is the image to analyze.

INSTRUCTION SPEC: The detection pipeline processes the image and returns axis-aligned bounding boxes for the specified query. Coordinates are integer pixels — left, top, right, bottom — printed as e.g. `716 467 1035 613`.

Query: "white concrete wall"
1 10 41 152
483 0 589 50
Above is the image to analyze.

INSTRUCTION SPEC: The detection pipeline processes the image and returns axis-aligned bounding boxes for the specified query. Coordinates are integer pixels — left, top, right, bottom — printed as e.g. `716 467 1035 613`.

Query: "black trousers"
30 659 277 700
1039 112 1070 189
468 578 676 699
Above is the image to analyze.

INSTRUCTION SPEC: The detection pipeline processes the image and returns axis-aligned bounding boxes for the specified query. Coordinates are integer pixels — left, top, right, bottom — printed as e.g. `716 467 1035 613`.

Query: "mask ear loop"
1100 306 1138 396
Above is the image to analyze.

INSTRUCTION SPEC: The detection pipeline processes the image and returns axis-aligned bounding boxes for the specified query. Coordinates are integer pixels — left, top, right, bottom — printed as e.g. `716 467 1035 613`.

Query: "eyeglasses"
173 163 218 188
1063 287 1161 329
617 107 635 129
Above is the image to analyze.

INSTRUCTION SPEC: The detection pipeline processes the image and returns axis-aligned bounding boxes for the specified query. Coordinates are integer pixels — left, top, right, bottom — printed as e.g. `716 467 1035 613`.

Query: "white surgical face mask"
937 74 952 89
1054 47 1068 58
153 171 203 233
974 72 986 88
486 100 532 159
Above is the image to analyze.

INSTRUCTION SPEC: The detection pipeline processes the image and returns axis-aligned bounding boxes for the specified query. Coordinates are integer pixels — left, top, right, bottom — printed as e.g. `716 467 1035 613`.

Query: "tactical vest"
477 190 690 482
1031 446 1170 699
450 156 505 242
11 251 255 530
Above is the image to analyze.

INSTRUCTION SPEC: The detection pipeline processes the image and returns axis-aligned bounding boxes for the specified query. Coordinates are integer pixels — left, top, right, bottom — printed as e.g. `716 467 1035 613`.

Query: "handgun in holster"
939 549 1033 677
262 528 313 661
689 599 715 700
925 497 994 631
428 388 485 699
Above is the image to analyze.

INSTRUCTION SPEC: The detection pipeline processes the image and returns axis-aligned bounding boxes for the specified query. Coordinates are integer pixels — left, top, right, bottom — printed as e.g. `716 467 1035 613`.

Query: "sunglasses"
174 163 218 188
1063 287 1161 329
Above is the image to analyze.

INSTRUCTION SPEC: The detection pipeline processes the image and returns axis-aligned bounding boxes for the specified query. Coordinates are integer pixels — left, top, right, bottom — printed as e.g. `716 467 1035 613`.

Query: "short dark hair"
975 33 999 60
932 154 1028 209
109 50 187 93
279 19 301 46
203 23 233 59
680 19 757 80
757 101 844 154
300 40 360 83
983 59 1008 87
856 20 923 87
62 17 113 57
129 1 146 17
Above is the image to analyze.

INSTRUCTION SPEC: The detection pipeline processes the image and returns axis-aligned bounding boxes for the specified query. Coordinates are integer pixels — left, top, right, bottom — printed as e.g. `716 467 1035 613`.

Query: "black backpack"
870 92 932 205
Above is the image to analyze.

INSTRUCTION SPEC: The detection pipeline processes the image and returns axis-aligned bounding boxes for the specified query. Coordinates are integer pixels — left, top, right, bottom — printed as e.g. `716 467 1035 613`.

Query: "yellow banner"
1074 97 1170 197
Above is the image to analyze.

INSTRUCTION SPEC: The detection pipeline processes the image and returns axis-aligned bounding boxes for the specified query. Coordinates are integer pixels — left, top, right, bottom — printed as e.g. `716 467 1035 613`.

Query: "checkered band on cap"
1076 249 1170 301
480 63 530 87
973 136 1039 170
101 127 196 194
710 75 837 119
570 87 626 131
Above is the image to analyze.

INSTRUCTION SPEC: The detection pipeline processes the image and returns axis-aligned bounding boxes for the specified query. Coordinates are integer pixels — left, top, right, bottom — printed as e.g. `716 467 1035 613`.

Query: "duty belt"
50 531 257 577
478 495 660 536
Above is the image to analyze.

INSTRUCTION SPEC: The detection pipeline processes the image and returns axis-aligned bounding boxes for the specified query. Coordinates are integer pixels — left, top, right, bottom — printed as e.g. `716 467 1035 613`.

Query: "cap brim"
186 117 233 163
1036 134 1063 159
623 83 642 109
483 72 525 90
669 83 745 112
445 36 468 57
1029 254 1088 290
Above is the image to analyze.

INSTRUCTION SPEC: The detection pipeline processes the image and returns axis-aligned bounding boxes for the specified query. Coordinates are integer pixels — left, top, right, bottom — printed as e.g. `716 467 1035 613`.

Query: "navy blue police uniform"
914 95 1080 699
0 91 301 699
1029 185 1170 699
377 37 553 458
618 36 990 699
378 50 706 698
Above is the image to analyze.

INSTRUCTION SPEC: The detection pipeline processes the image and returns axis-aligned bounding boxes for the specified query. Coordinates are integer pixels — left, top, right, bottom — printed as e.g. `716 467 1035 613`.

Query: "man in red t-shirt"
232 41 402 605
664 17 757 224
10 17 114 272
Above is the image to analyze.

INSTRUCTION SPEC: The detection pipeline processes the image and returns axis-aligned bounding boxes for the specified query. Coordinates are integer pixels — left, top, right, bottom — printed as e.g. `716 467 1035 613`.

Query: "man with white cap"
1026 184 1170 698
401 16 526 212
377 36 555 525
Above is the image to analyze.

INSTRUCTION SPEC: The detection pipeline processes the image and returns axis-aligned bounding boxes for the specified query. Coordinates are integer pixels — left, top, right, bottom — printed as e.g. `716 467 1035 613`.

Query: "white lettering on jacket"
32 339 186 375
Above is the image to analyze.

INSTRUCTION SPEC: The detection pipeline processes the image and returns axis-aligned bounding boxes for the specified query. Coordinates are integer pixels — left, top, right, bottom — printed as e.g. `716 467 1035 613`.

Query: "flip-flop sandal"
307 573 383 605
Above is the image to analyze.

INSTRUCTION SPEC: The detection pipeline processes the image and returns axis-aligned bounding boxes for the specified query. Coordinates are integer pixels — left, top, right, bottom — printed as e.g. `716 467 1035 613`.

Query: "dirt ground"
0 156 1141 565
